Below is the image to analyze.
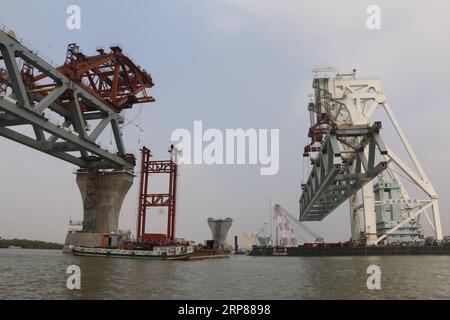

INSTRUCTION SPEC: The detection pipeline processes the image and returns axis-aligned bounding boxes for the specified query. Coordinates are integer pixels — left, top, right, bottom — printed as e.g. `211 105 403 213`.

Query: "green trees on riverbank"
0 238 63 250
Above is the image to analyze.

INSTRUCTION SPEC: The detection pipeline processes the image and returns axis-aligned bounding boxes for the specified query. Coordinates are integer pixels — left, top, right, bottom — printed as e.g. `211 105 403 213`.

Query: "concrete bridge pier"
207 218 233 250
63 170 134 252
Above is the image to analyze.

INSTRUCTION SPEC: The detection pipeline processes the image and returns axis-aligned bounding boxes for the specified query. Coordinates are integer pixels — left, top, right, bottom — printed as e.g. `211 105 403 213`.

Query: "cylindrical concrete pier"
63 170 134 252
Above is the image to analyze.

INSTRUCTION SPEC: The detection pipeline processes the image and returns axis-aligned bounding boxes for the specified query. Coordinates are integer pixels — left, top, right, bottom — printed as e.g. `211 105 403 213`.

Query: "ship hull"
71 246 194 260
187 249 231 260
249 245 450 257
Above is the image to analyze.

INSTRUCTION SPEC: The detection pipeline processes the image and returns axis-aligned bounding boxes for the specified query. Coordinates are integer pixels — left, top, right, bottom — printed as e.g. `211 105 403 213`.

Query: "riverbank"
0 239 63 250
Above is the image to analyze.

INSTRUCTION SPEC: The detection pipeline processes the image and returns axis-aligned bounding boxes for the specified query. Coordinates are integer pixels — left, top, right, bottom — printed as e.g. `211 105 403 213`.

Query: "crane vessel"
250 69 450 256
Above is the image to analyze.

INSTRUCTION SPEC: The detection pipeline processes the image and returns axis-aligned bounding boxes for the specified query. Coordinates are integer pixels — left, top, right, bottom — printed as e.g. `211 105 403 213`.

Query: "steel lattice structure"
0 28 154 170
300 68 443 245
137 146 178 242
300 122 388 221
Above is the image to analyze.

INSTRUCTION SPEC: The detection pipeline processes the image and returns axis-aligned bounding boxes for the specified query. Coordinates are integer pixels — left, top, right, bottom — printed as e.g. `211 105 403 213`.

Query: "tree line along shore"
0 238 63 250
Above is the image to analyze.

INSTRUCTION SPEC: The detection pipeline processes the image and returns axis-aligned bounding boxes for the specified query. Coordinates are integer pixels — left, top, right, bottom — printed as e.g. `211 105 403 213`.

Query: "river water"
0 249 449 299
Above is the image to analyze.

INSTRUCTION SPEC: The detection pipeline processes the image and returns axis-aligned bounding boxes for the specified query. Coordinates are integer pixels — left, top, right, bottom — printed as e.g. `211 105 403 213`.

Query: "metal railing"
0 22 58 67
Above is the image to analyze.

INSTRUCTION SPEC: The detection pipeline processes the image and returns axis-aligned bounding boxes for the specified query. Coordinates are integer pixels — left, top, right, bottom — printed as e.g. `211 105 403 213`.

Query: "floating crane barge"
250 245 450 257
250 68 450 257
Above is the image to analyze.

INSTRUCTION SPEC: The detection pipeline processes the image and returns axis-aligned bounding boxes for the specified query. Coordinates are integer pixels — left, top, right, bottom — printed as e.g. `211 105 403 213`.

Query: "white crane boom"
274 204 324 243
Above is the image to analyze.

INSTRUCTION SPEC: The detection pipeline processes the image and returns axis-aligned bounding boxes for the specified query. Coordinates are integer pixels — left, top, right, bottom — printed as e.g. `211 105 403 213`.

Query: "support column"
63 170 134 251
349 194 361 244
432 200 443 241
362 183 378 246
207 218 233 250
77 170 134 233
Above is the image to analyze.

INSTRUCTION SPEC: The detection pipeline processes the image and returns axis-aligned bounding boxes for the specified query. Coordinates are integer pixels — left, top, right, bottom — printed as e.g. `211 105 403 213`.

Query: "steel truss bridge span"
0 28 154 170
300 122 388 222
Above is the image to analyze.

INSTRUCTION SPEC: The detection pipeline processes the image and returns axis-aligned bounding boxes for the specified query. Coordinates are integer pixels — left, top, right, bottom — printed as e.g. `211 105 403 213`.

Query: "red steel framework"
1 43 155 113
136 146 178 243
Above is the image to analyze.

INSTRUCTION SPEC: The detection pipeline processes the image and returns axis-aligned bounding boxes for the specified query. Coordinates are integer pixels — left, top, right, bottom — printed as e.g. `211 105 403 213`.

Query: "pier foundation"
207 218 233 250
63 170 134 252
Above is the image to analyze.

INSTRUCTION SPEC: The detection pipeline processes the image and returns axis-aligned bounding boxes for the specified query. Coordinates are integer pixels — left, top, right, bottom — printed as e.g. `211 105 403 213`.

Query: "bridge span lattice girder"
299 122 388 222
0 30 154 170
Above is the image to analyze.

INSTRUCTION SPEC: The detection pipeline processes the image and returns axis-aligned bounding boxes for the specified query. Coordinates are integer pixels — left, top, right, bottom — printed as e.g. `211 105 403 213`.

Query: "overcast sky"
1 0 449 245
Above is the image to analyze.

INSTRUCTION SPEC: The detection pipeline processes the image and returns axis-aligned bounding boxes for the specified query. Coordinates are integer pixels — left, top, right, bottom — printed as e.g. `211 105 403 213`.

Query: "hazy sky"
1 0 450 245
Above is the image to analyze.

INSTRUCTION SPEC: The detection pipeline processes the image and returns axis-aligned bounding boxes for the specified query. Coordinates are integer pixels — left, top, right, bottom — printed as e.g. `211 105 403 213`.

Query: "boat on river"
71 245 194 260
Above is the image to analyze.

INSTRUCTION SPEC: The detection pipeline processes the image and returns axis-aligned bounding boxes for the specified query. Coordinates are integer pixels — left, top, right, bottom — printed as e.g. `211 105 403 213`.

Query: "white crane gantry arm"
302 69 444 244
275 204 324 243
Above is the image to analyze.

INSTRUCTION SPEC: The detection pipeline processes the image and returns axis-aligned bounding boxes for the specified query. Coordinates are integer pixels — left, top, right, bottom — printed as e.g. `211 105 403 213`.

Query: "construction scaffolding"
136 146 178 243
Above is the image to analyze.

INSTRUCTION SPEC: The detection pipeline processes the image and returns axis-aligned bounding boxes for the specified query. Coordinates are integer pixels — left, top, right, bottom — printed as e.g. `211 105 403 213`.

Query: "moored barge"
249 244 450 257
72 245 194 260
